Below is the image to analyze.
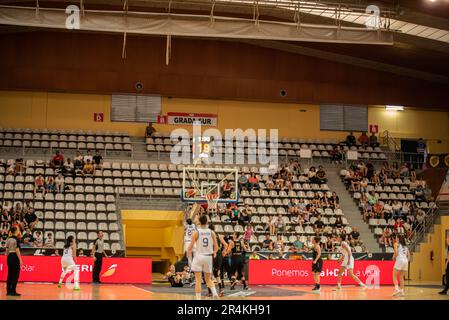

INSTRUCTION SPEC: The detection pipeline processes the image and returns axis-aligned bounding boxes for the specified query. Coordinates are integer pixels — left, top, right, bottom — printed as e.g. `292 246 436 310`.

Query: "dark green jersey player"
226 232 249 290
208 224 228 296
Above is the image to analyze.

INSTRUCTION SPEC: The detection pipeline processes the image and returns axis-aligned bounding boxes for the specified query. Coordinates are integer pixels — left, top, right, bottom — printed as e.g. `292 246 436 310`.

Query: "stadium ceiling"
0 0 448 84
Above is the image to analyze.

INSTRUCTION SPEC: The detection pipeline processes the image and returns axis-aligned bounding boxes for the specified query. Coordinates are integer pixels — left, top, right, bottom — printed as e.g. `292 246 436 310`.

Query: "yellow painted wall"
409 216 449 282
1 90 448 153
121 210 184 262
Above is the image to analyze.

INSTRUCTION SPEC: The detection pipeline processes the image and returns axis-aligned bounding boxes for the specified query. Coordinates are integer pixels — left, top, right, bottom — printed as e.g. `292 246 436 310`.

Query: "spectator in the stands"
82 159 95 176
33 231 43 248
400 163 409 178
244 224 253 244
229 207 240 224
314 215 325 235
78 249 86 257
266 216 276 236
34 175 46 196
21 228 34 247
249 250 260 260
349 227 361 246
324 237 335 252
240 205 252 225
380 228 393 247
330 145 343 164
93 150 103 171
265 175 275 190
248 173 260 191
221 179 232 198
366 162 375 181
394 218 405 235
44 232 54 248
55 173 65 193
417 177 427 189
262 234 274 251
274 235 285 252
23 208 38 231
84 149 93 164
73 151 84 170
369 132 379 147
414 185 425 202
51 249 60 256
415 209 426 228
63 157 75 177
316 166 327 184
45 176 56 193
358 131 369 148
275 214 286 234
345 131 357 147
308 166 318 183
238 173 249 192
145 122 156 138
50 150 64 168
367 191 378 206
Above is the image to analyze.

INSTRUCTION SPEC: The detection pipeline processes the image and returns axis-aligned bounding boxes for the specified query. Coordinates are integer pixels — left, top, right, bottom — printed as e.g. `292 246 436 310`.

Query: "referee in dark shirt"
5 226 23 296
91 230 109 284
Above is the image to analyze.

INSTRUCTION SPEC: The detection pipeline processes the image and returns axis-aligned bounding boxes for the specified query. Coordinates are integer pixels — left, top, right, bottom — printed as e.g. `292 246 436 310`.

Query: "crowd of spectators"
32 150 104 196
343 161 433 245
0 200 56 249
193 161 365 254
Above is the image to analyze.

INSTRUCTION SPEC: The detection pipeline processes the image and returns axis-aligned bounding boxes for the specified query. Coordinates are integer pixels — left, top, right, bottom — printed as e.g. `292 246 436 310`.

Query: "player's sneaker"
392 289 401 296
219 290 225 297
398 290 405 297
73 286 81 291
57 283 62 288
359 283 367 289
438 290 447 295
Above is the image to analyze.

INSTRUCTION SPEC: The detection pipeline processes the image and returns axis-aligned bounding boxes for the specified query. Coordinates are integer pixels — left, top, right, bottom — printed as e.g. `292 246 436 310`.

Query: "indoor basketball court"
0 0 449 315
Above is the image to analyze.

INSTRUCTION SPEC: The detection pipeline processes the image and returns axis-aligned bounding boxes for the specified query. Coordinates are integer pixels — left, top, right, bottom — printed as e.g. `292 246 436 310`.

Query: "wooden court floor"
1 282 449 300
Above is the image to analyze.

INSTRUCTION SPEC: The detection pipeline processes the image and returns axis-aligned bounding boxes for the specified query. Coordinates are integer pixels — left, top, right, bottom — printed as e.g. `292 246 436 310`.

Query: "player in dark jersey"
226 232 249 290
207 224 228 297
220 234 232 289
311 236 323 293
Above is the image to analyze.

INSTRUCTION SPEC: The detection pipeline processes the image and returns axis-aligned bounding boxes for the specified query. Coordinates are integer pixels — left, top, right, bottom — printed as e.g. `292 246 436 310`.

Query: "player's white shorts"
341 257 354 270
61 256 76 269
394 259 408 271
191 254 213 273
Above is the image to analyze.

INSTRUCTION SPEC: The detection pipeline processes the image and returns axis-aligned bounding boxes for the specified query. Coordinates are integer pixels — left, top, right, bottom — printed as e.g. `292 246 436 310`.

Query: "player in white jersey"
333 234 366 290
392 234 410 296
184 218 196 259
57 235 80 290
187 214 219 300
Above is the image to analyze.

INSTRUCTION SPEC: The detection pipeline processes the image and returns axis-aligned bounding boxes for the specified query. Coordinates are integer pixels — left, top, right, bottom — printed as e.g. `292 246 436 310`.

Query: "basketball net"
205 193 219 213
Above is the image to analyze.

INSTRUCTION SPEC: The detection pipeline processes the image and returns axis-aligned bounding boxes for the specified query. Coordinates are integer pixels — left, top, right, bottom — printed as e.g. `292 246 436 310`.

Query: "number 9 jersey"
191 228 214 273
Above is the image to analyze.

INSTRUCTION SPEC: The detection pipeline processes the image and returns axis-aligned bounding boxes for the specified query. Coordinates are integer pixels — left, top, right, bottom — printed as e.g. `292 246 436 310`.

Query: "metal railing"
408 205 439 253
0 142 428 170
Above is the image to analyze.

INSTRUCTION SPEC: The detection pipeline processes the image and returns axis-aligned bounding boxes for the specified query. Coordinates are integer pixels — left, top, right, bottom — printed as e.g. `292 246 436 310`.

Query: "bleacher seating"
146 132 386 160
0 128 132 152
340 168 435 251
0 158 123 252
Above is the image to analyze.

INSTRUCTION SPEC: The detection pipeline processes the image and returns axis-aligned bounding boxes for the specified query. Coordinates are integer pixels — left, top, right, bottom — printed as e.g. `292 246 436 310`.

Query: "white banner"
167 112 217 127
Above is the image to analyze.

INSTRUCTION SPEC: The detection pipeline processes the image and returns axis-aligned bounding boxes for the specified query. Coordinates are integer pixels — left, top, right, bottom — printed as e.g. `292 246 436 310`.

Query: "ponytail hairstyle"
64 235 74 249
397 234 407 247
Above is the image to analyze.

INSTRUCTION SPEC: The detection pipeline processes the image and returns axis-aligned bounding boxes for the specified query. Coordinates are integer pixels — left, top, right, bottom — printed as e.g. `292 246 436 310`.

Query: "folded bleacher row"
0 127 131 151
339 169 435 252
146 133 387 160
0 159 123 252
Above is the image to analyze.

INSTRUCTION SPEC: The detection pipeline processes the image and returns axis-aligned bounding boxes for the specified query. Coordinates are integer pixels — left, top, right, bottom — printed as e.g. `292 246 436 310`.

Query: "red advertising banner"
0 256 152 284
249 260 395 285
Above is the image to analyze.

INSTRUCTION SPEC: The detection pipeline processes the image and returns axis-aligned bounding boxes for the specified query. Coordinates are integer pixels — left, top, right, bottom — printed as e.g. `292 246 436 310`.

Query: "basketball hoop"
205 193 219 213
